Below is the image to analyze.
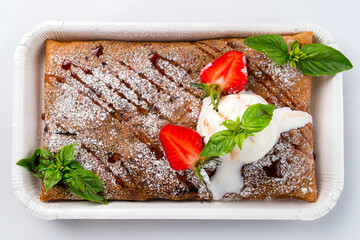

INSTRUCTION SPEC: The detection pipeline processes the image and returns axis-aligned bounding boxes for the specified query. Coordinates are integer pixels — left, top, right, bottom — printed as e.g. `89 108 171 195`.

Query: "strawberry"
159 124 203 170
159 124 217 182
191 51 248 110
200 51 248 94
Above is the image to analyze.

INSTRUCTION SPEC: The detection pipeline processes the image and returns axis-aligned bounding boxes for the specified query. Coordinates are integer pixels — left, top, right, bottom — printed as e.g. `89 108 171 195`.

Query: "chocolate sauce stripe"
196 42 222 53
299 125 313 147
110 72 176 123
278 135 312 158
226 41 305 111
256 68 306 112
103 54 167 95
144 43 313 155
112 89 148 115
98 54 202 124
152 62 200 98
257 73 312 146
248 68 296 110
55 131 76 136
253 73 291 107
92 57 179 123
248 68 313 146
56 64 176 151
263 79 295 107
152 53 191 73
81 56 155 112
71 62 93 75
90 62 172 120
68 70 121 115
88 146 138 188
46 74 114 116
191 43 217 59
150 53 201 98
55 123 131 188
107 69 152 107
225 40 238 49
50 71 165 162
131 127 165 159
247 72 312 146
57 123 192 193
52 125 105 134
211 40 247 54
175 172 199 194
82 144 134 189
69 62 149 115
104 53 200 99
46 73 128 123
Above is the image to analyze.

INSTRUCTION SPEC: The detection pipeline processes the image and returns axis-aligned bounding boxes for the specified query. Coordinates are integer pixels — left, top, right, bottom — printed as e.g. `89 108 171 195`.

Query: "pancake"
40 31 316 202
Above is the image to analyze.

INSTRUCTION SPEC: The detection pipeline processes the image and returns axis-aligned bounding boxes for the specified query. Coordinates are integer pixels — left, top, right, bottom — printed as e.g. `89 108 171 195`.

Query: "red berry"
200 51 248 94
159 125 203 171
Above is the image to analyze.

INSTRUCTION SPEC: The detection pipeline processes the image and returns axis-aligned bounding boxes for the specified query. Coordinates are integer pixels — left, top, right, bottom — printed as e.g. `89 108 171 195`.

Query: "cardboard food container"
12 22 344 220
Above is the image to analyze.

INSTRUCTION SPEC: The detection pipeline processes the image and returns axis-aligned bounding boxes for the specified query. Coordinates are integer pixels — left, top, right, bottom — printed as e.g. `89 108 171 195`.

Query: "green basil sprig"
200 103 276 157
243 34 353 76
62 168 106 204
288 40 308 68
16 143 107 204
242 34 289 66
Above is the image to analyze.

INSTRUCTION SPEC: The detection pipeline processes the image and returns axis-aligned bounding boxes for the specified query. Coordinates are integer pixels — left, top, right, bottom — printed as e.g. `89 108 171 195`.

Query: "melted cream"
197 92 312 200
207 161 244 200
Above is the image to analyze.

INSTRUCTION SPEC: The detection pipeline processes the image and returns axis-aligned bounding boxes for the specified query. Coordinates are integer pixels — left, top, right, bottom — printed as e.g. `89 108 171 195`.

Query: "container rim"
12 21 344 220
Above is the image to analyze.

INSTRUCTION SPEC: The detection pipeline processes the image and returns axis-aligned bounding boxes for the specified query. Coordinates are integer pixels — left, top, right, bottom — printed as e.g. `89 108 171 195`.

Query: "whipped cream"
196 91 312 200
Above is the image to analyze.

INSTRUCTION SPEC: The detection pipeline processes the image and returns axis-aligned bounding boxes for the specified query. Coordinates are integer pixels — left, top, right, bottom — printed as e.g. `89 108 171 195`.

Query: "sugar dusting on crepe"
197 92 312 199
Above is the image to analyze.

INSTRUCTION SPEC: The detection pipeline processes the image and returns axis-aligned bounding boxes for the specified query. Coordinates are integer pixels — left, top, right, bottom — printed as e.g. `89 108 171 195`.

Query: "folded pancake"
41 31 316 202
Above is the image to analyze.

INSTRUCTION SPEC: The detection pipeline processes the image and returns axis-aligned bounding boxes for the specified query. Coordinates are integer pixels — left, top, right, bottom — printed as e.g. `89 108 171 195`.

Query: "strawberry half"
191 51 248 110
159 124 217 182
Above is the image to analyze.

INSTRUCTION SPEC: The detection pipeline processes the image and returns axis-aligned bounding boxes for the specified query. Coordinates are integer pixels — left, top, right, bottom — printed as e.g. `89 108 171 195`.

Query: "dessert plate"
12 22 344 220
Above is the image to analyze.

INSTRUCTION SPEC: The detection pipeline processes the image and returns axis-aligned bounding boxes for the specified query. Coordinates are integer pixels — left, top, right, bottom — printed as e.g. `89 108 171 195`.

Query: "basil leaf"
234 132 247 150
63 169 107 204
290 40 299 52
240 103 276 133
17 143 107 204
59 143 77 166
207 130 233 144
288 40 307 68
236 116 241 126
55 152 61 164
16 149 53 179
243 35 289 66
199 104 275 158
44 169 63 191
68 160 82 169
200 130 236 157
37 164 49 175
299 44 353 76
221 119 237 131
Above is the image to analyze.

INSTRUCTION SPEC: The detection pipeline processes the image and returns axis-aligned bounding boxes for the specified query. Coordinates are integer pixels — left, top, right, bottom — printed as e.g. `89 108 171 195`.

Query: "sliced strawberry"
191 51 248 110
200 51 248 94
159 124 203 171
159 125 219 182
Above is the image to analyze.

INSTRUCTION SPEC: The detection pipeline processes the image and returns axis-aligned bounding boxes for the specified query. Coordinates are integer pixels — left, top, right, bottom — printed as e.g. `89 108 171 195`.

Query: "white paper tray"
12 22 344 220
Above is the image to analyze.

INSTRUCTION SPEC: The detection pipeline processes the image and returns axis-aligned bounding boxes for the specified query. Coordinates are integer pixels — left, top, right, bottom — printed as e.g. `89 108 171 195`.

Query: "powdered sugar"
43 40 209 200
42 35 315 202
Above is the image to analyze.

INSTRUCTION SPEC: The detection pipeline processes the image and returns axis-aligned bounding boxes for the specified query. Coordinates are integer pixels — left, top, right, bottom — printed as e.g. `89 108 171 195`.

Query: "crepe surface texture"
41 31 317 202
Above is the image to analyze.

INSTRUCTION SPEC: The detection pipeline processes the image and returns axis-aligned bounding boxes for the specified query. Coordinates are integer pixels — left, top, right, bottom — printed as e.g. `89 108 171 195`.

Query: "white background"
1 0 359 239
